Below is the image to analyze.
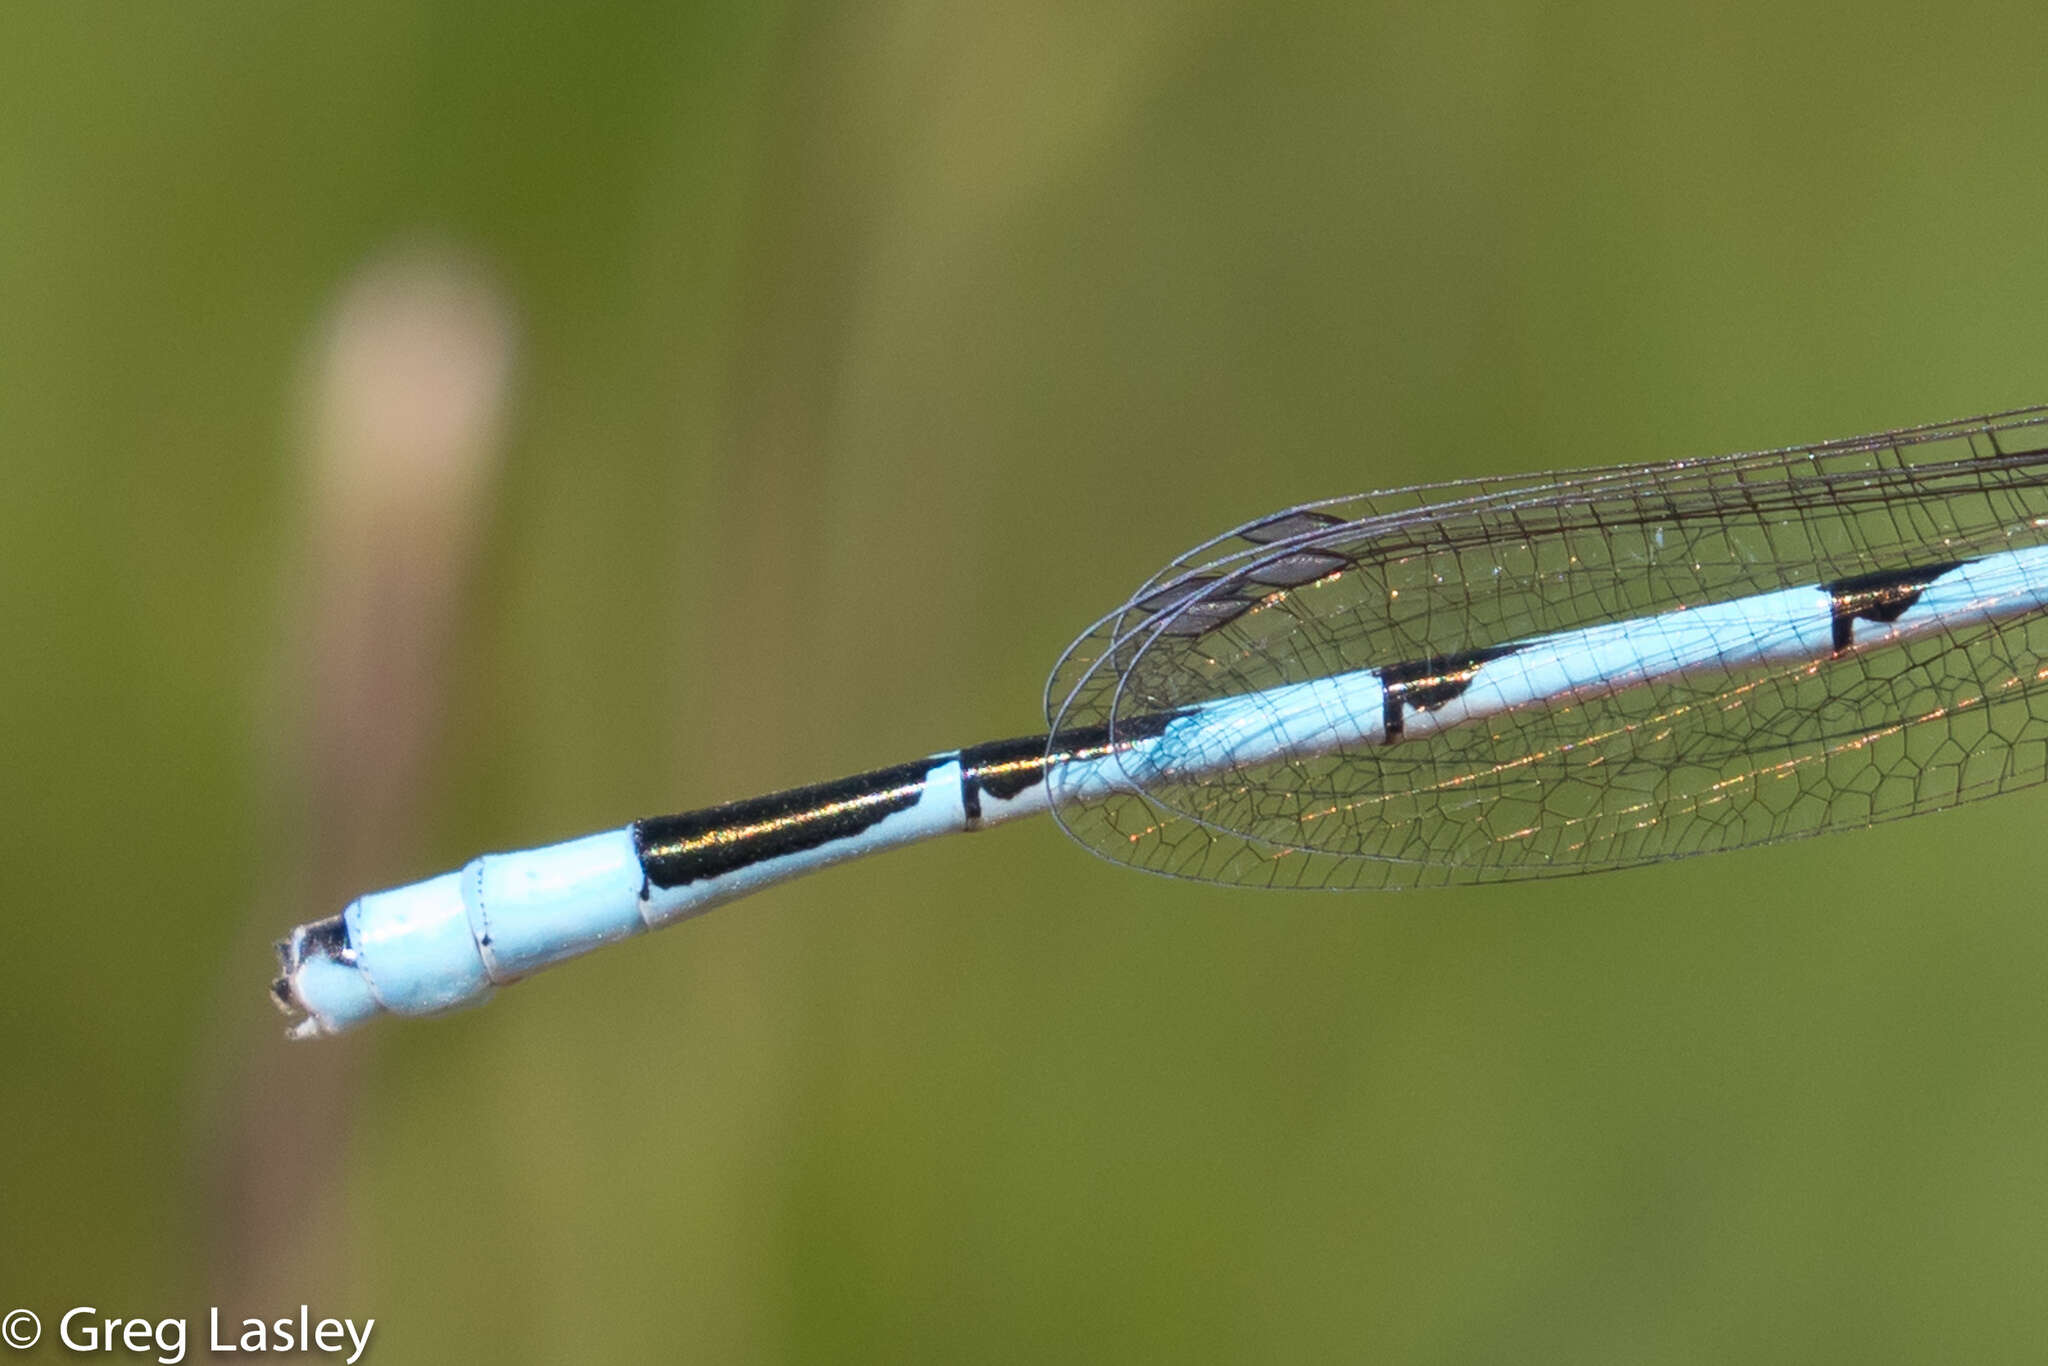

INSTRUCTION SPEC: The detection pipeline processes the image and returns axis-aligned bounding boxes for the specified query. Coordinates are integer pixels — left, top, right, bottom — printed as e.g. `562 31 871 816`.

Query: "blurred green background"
9 3 2048 1362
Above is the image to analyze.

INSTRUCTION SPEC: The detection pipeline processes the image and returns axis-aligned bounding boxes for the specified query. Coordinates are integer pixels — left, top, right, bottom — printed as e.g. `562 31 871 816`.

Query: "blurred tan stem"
201 250 514 1327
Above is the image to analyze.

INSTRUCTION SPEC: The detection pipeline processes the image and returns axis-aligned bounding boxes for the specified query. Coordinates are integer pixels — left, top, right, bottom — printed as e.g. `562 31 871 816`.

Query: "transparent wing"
1044 407 2048 889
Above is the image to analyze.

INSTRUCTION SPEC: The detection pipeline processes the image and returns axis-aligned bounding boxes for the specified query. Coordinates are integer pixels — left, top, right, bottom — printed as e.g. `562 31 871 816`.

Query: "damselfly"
274 406 2048 1037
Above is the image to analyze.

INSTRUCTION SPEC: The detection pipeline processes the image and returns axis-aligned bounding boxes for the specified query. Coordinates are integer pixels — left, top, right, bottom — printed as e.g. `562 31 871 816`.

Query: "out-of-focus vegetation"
10 4 2048 1361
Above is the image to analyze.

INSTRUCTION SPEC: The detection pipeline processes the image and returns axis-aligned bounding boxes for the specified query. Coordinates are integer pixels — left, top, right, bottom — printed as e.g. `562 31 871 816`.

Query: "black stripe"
958 710 1191 816
294 915 349 958
1379 644 1523 745
634 758 940 890
638 708 1195 886
959 734 1043 824
1824 560 1968 653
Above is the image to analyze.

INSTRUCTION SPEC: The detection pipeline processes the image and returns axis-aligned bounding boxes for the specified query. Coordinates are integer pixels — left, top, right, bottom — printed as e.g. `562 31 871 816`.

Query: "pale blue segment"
347 871 491 1016
1402 581 1831 747
288 834 647 1035
286 945 384 1034
473 828 647 978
